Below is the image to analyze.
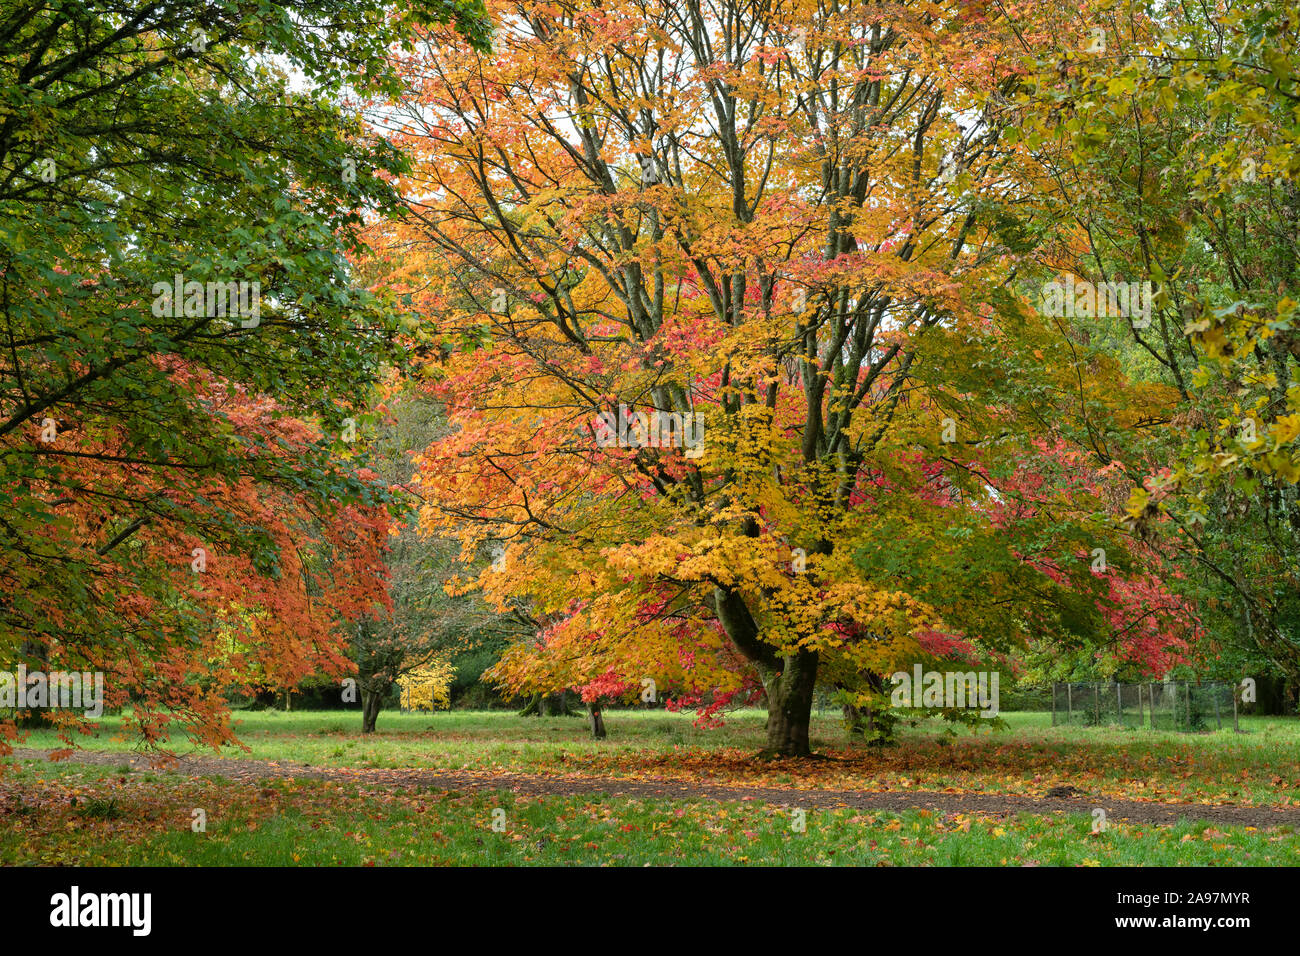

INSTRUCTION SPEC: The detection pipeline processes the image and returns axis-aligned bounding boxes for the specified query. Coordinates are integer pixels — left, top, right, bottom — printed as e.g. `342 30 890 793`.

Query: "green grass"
19 708 1300 806
4 761 1298 866
23 707 763 766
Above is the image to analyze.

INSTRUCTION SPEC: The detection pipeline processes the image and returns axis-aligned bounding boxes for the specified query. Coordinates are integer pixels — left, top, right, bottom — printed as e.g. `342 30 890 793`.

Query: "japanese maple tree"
370 0 1194 754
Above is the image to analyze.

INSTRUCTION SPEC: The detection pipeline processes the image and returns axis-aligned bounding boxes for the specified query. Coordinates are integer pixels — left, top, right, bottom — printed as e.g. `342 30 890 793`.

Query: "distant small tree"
397 660 456 712
349 388 524 733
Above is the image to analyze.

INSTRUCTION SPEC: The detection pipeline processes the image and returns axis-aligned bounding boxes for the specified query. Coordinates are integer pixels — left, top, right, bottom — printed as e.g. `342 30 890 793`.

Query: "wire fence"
813 680 1242 732
1050 681 1239 732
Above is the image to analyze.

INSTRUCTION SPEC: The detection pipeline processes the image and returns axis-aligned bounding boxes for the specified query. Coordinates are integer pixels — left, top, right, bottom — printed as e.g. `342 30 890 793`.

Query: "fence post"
1214 686 1221 731
1185 680 1191 731
1116 682 1123 726
1051 682 1057 727
1067 683 1073 724
1233 684 1240 733
1094 682 1100 725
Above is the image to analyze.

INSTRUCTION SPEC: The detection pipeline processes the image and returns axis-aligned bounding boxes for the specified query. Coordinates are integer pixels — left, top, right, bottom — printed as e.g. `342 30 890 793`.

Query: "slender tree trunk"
586 701 607 739
839 674 893 744
361 688 383 734
842 702 864 735
15 640 48 729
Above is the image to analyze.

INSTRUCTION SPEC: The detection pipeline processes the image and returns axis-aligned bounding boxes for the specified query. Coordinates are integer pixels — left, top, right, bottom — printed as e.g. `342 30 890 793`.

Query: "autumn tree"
349 386 524 733
0 0 492 753
1008 0 1300 700
373 0 1193 755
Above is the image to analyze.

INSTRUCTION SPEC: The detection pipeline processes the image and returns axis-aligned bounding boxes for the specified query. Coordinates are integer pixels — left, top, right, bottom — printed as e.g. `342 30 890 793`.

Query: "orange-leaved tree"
0 359 393 756
369 0 1192 754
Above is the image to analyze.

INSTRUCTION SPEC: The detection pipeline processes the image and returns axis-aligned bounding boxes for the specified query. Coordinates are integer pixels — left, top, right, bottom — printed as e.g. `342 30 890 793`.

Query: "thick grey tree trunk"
759 649 818 757
713 585 818 757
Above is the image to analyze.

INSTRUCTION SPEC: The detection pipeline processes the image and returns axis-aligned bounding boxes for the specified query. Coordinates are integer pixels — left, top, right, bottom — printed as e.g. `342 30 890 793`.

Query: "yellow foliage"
397 659 456 711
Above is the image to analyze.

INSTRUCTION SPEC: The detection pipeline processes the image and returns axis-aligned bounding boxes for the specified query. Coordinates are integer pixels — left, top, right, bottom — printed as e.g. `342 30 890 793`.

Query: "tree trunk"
712 585 819 758
586 701 607 739
842 702 864 735
759 649 818 758
15 640 48 729
839 674 894 745
361 688 383 734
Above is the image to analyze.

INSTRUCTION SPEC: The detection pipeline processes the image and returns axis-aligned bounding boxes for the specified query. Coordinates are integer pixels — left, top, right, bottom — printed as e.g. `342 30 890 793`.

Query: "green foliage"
0 0 493 748
1012 0 1300 697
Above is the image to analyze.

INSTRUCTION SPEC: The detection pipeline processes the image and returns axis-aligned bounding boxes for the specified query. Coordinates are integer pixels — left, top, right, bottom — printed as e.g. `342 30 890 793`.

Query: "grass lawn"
6 708 1300 866
3 759 1298 866
17 707 1300 805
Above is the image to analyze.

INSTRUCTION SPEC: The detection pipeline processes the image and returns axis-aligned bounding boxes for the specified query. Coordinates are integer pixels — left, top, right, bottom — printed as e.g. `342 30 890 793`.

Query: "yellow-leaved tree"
397 660 457 712
365 0 1195 754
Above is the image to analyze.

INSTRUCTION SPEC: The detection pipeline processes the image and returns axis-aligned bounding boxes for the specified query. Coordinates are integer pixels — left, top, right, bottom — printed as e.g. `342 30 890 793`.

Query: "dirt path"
13 747 1300 829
